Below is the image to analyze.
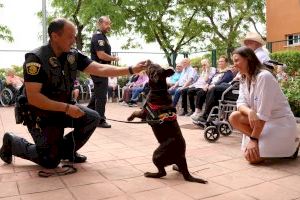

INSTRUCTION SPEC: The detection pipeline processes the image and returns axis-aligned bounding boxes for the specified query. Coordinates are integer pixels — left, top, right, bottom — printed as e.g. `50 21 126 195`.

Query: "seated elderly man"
241 32 270 64
179 58 216 116
166 64 183 87
168 58 197 107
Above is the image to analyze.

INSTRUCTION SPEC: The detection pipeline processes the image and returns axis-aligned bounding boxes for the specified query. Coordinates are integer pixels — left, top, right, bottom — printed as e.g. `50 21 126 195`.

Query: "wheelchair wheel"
218 122 232 136
0 88 14 107
204 126 219 142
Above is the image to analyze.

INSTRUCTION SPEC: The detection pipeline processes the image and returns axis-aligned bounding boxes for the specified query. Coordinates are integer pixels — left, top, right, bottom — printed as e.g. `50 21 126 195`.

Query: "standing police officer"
87 16 118 128
0 18 146 169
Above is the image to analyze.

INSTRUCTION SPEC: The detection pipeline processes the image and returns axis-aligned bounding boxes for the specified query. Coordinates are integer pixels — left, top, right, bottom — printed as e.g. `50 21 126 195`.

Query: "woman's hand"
245 140 260 163
248 109 260 129
208 84 215 90
203 84 209 91
168 85 175 91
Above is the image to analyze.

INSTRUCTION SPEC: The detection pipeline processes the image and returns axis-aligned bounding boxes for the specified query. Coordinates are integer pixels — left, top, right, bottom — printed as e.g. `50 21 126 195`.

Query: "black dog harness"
143 102 177 125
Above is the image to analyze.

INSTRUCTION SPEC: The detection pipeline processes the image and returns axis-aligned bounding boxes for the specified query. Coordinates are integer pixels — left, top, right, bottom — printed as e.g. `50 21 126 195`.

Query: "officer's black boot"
0 132 14 164
62 152 87 163
1 133 39 164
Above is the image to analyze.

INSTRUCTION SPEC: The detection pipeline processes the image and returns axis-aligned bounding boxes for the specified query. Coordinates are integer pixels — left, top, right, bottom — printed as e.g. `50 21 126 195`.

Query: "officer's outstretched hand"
66 104 85 118
132 60 150 73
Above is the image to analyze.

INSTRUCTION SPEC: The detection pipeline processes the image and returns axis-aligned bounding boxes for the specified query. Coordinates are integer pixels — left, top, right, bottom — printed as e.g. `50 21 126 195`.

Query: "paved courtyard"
0 102 300 200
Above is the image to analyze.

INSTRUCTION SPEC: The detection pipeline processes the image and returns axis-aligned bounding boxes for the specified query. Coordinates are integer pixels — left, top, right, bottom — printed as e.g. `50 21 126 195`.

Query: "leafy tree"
0 2 13 42
116 0 266 65
186 0 266 59
46 0 126 51
45 0 266 65
118 0 208 66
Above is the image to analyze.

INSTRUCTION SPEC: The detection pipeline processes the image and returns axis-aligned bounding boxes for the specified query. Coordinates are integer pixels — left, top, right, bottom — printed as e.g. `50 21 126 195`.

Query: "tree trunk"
76 25 84 50
226 44 234 64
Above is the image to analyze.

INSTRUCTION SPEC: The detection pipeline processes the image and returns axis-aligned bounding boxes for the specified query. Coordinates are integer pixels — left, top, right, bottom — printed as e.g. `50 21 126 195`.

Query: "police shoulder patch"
26 62 41 75
98 40 104 46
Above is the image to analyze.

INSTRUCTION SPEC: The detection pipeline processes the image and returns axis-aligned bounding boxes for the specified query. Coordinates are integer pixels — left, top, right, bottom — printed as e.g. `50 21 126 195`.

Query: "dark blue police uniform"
87 30 111 127
5 43 100 169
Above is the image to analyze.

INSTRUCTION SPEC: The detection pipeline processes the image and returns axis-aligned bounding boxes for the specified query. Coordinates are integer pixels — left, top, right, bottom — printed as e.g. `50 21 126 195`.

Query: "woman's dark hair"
48 18 67 38
232 46 272 80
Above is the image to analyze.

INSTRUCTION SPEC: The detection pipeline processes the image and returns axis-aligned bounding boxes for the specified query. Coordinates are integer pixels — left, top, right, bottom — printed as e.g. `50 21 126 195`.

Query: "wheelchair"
193 81 240 142
0 82 19 107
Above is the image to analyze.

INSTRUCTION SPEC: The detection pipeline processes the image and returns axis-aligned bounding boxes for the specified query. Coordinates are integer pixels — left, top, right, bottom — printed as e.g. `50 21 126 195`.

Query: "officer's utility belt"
143 102 177 125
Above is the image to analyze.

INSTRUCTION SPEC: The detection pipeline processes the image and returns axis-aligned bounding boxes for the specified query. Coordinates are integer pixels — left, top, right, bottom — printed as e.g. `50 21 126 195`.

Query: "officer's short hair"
48 18 68 38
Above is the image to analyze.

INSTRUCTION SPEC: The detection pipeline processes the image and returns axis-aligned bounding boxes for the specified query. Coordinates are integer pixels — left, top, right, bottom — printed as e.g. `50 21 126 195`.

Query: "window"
287 34 300 46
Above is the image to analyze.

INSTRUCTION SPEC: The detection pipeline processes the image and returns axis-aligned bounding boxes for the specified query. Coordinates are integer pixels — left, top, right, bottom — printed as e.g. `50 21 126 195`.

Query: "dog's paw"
127 115 134 121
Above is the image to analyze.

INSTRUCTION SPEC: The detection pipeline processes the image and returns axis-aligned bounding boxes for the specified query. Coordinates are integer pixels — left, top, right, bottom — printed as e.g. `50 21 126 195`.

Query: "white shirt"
177 66 197 87
189 67 216 88
108 77 118 87
237 70 299 157
255 47 270 64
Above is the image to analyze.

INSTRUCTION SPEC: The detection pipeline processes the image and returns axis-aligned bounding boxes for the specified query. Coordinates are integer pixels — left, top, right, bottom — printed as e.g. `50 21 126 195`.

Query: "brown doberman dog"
128 61 207 184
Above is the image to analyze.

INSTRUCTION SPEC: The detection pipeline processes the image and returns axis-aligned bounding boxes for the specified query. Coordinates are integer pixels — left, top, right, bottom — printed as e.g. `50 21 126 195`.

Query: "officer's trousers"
87 77 108 122
10 105 100 169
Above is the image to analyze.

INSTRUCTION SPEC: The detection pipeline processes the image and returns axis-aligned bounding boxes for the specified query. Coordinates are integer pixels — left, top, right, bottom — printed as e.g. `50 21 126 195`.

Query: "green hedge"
117 76 129 88
281 77 300 117
270 50 300 117
271 51 300 76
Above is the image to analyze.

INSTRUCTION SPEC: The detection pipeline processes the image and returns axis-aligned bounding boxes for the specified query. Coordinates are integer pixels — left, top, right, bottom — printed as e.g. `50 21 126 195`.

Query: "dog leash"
106 118 161 124
38 118 77 178
38 164 77 177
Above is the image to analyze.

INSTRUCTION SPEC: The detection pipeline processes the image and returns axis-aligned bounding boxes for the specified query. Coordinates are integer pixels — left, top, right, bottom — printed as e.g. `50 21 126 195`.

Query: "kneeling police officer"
0 18 146 169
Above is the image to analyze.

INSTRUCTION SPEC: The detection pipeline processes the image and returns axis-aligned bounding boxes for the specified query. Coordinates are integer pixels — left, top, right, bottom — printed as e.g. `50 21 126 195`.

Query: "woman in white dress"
229 46 299 164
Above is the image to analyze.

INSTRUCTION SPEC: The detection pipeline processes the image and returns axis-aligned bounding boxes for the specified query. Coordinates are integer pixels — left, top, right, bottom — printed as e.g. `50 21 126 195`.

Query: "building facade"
266 0 300 52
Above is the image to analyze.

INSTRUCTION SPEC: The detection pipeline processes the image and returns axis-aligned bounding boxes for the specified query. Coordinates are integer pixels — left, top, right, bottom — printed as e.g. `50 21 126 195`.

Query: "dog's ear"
145 60 152 67
164 68 175 77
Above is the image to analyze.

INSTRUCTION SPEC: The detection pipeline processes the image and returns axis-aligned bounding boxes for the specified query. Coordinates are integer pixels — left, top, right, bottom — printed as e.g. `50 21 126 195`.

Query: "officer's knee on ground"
38 156 61 169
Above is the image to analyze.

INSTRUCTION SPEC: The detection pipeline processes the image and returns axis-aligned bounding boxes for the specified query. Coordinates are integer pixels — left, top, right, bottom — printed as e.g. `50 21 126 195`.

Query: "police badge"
67 54 75 64
26 62 41 75
98 40 104 46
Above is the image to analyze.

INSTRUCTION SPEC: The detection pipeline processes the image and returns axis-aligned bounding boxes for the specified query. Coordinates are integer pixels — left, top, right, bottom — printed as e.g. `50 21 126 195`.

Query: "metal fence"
0 49 219 69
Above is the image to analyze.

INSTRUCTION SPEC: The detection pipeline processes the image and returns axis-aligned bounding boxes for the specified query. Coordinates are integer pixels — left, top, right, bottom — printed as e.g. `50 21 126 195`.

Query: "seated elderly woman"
5 69 24 91
122 70 148 106
229 46 299 164
191 55 234 121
